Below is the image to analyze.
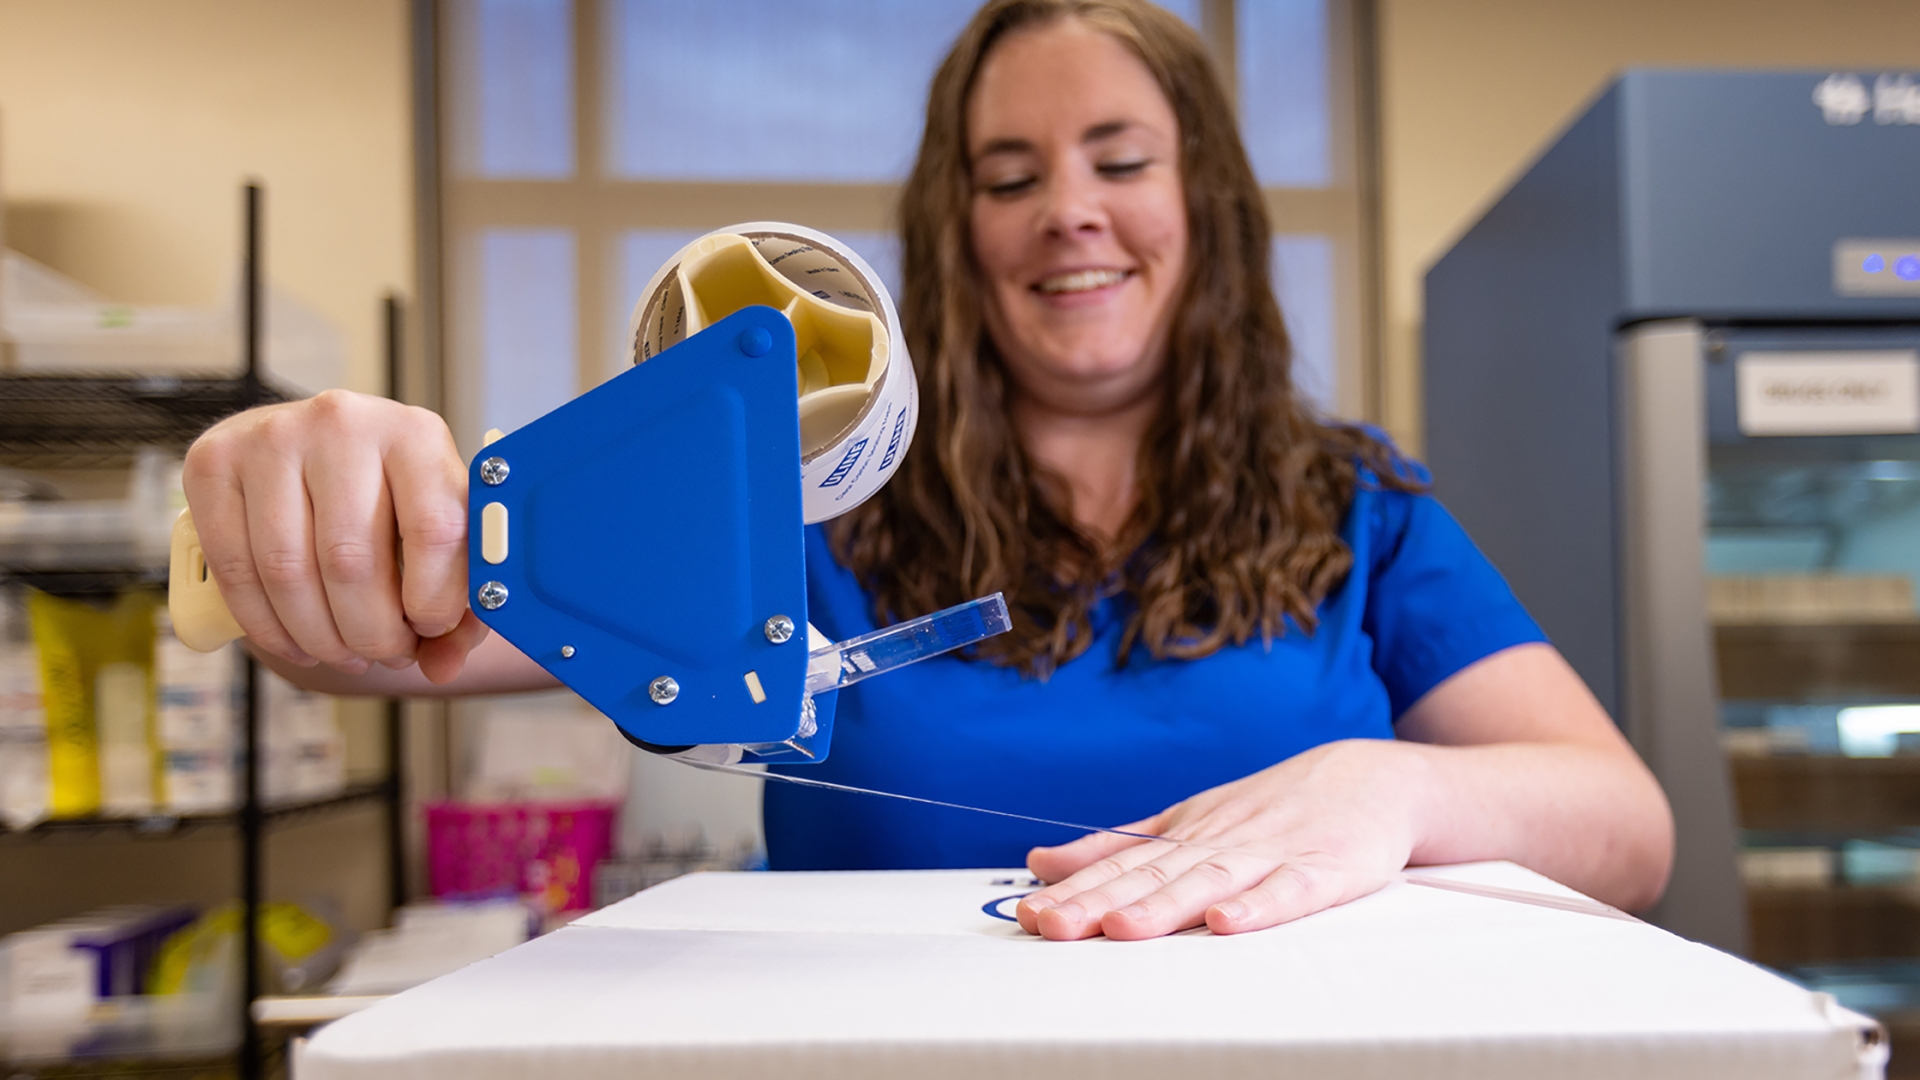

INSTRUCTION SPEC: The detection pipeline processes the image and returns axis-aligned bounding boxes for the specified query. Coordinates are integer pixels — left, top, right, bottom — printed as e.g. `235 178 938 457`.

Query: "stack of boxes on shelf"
0 898 353 1062
0 581 347 828
2 249 344 393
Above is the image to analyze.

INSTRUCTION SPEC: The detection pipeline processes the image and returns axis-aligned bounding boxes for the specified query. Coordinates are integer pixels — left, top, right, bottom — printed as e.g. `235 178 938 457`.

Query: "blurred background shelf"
1733 756 1920 832
0 783 395 843
1751 884 1920 967
0 186 404 1080
0 374 293 470
1717 622 1920 701
0 1053 243 1080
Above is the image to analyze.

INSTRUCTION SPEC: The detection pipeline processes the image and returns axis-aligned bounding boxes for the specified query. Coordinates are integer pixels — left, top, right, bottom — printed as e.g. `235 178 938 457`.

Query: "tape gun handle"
167 509 247 653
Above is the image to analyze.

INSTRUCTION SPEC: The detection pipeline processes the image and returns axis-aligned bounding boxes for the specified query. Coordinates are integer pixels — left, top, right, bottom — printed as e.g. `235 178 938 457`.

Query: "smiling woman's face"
966 18 1188 418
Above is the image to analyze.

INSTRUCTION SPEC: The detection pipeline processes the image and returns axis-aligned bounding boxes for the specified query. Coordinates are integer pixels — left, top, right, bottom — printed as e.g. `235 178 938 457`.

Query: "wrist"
1363 737 1439 866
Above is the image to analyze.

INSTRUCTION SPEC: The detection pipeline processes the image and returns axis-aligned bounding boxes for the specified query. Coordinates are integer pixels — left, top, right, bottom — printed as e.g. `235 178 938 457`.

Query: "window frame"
424 0 1383 451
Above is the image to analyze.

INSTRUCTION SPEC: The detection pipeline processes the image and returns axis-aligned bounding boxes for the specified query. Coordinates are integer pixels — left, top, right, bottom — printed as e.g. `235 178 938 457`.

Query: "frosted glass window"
479 229 578 437
1270 234 1336 412
607 2 1200 182
1155 0 1205 29
448 0 575 178
607 0 977 182
1236 0 1330 187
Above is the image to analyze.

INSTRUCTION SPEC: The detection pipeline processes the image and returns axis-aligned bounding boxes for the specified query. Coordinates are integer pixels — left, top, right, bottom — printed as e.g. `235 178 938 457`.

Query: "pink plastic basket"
425 801 619 912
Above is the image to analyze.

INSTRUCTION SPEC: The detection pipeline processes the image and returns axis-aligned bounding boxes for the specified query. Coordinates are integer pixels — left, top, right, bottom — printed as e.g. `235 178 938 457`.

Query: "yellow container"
27 589 158 817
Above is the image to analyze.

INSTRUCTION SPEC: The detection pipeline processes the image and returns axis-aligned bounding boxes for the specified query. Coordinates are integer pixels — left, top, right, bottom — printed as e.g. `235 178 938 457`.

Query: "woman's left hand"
1016 738 1428 940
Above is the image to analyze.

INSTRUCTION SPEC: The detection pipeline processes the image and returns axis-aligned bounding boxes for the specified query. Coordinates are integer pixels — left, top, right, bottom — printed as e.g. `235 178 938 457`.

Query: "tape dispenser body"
166 224 1005 766
468 304 827 762
466 225 1006 766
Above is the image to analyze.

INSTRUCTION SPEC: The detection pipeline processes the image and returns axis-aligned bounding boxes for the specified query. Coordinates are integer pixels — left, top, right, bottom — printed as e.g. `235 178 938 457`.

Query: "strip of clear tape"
678 767 1635 924
678 590 1634 924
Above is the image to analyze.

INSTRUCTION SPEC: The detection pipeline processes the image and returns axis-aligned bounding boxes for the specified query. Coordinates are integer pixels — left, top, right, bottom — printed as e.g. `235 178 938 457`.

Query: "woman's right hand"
182 389 490 684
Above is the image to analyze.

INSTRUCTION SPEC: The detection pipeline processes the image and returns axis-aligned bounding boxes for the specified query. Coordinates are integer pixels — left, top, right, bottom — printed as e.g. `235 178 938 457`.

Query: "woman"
181 0 1673 942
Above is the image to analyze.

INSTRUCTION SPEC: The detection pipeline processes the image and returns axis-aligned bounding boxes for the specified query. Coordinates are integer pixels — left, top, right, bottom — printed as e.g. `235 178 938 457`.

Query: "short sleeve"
1360 488 1548 719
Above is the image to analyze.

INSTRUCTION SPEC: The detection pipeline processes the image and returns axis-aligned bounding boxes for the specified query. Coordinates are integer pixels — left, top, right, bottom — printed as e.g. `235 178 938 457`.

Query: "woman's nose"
1037 164 1108 239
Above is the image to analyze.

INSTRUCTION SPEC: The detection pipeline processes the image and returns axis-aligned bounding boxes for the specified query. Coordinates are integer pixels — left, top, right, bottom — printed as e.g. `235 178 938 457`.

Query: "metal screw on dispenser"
764 614 795 644
560 645 576 658
479 456 511 486
477 581 509 610
649 676 679 705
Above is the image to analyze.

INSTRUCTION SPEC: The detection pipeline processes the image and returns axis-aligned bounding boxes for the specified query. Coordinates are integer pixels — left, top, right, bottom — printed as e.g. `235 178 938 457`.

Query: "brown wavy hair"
830 0 1419 676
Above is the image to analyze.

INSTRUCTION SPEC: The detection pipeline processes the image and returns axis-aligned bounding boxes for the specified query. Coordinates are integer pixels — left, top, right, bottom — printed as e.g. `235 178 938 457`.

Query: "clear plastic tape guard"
631 221 919 525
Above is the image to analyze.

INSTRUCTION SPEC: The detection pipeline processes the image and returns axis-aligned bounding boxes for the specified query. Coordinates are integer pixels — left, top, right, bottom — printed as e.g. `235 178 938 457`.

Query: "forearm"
249 631 561 697
1391 738 1674 912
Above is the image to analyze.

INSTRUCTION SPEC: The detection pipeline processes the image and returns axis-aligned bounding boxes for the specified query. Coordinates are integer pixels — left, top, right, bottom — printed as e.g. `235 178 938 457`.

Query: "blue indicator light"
1898 255 1920 282
1863 253 1886 274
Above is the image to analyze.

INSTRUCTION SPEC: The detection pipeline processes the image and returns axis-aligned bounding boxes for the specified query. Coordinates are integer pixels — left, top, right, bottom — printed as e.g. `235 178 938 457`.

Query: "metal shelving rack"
0 184 409 1080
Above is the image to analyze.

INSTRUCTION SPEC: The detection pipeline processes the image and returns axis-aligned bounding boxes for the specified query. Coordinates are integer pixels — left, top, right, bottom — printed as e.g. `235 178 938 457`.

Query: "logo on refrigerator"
1815 73 1920 126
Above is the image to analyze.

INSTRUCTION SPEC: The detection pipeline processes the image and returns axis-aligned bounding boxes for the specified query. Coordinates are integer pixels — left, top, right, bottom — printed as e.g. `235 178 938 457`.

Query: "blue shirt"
765 482 1545 870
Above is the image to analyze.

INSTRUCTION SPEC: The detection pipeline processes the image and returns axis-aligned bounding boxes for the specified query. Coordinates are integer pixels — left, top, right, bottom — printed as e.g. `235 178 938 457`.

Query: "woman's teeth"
1036 269 1128 294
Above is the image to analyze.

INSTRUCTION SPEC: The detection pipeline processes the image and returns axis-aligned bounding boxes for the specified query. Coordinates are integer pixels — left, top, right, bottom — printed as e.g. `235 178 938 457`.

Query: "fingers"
417 611 491 684
385 415 470 638
183 437 313 666
307 444 415 667
1099 850 1277 940
1207 863 1388 936
244 450 364 673
1016 836 1184 938
1026 822 1154 885
1035 845 1217 940
182 392 471 681
1025 850 1378 941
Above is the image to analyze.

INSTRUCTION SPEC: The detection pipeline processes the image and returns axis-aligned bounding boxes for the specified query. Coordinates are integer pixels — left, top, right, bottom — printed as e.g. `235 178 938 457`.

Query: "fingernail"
1050 902 1085 924
414 623 453 639
285 647 317 666
1214 901 1247 922
1116 903 1146 921
1021 895 1055 914
337 657 370 676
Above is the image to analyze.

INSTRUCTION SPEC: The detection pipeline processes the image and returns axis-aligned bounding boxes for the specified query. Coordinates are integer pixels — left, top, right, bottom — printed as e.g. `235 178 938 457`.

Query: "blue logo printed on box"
819 438 870 487
879 410 908 470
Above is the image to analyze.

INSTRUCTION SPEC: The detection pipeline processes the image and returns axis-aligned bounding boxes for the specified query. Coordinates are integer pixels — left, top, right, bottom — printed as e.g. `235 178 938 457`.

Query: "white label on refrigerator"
1735 351 1920 436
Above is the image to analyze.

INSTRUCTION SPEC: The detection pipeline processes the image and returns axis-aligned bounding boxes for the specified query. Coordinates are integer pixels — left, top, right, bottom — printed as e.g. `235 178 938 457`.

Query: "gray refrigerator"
1424 68 1920 1021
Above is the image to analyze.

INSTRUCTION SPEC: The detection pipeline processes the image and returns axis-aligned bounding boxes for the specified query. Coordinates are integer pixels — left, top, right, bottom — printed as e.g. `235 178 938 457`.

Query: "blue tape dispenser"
463 224 1009 766
165 223 1009 767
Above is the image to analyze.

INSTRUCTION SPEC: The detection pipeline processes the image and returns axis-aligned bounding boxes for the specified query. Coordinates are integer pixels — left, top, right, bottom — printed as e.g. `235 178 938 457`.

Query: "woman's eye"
1097 159 1149 179
983 174 1037 197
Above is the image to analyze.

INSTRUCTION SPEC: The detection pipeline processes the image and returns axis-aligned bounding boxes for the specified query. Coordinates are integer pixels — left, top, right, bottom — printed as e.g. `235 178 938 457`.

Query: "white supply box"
295 862 1883 1080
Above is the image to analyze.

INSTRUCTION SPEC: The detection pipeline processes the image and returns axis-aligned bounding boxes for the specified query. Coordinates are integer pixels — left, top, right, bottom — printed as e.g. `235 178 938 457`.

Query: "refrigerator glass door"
1706 325 1920 1023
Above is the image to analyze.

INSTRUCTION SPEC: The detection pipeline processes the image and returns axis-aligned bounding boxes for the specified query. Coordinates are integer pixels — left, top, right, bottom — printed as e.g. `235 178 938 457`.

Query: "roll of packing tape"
631 223 918 525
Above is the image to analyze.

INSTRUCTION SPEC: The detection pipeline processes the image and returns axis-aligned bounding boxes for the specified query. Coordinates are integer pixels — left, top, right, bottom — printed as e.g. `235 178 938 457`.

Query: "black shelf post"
238 180 265 1080
383 292 408 915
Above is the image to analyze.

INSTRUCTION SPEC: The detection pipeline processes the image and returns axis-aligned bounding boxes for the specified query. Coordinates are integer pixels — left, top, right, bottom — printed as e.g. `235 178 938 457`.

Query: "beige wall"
0 0 412 394
1376 0 1920 453
0 0 415 934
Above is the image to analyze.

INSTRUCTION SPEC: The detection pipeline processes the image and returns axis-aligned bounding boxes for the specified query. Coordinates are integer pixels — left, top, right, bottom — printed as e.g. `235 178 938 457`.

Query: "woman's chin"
1009 353 1164 414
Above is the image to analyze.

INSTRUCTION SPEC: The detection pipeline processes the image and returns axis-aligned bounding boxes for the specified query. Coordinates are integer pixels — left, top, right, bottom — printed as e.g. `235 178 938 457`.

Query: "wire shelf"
0 374 295 469
0 783 394 843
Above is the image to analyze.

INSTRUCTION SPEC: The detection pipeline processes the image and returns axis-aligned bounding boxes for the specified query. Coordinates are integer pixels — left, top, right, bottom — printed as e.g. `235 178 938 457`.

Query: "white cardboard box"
295 862 1884 1080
